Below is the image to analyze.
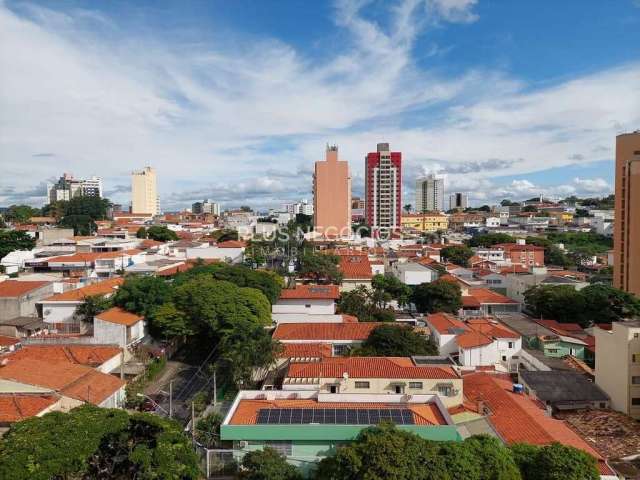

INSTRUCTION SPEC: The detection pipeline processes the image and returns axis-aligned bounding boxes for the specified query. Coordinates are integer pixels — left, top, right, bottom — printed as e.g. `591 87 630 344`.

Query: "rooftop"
338 254 373 279
279 284 340 300
466 288 518 305
427 312 468 335
0 280 50 298
273 322 384 341
5 345 121 368
95 307 143 326
43 277 124 302
0 394 59 423
519 370 609 403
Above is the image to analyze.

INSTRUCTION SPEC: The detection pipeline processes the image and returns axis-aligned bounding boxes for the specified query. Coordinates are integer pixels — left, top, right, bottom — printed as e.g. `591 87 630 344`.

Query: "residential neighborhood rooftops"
43 277 124 302
5 345 121 368
466 288 518 305
279 284 340 300
286 357 459 380
427 313 468 335
272 322 384 341
277 343 333 359
0 280 50 298
519 370 609 404
338 254 373 279
0 394 59 424
95 307 143 326
456 331 494 349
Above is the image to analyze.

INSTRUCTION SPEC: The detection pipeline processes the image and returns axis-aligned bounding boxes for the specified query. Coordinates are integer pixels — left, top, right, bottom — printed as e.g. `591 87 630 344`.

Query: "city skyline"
1 0 640 210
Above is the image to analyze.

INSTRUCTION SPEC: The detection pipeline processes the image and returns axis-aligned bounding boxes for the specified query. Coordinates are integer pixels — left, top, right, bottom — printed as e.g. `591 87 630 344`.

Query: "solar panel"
256 407 415 425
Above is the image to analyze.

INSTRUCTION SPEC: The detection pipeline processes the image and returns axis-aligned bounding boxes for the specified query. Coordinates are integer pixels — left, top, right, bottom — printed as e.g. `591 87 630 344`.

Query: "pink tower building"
313 145 352 238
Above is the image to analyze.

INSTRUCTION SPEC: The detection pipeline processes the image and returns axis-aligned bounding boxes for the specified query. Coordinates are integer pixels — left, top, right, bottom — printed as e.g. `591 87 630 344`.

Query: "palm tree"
403 204 412 214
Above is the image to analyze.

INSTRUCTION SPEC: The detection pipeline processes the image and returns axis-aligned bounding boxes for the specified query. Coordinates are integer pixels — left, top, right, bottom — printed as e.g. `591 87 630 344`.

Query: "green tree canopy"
145 225 179 241
240 447 303 480
511 443 598 480
338 285 395 322
467 233 516 247
0 230 36 260
4 204 40 223
74 294 113 323
440 245 474 267
412 279 462 314
299 252 343 284
0 405 199 480
352 324 437 357
58 214 97 236
578 284 639 324
136 227 147 239
371 274 412 308
113 275 172 317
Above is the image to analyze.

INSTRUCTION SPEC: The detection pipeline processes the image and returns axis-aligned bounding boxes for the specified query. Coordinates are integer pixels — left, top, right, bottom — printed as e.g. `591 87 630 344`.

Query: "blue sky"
1 0 639 210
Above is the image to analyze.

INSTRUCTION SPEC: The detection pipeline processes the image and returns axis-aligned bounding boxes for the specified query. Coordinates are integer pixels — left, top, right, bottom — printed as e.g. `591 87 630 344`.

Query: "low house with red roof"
0 394 63 428
220 389 460 473
273 285 340 315
283 356 463 407
457 318 521 367
463 372 615 477
39 277 124 325
273 322 384 356
461 287 520 317
0 280 54 321
93 307 146 348
5 344 123 374
337 252 373 292
426 313 470 356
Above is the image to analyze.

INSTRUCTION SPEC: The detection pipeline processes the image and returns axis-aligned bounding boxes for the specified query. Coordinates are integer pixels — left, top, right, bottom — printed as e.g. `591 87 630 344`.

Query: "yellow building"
401 213 448 233
594 321 640 419
131 166 159 215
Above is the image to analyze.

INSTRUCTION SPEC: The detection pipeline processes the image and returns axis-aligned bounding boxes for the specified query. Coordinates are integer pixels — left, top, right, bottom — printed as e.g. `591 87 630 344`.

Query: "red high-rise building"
365 143 402 233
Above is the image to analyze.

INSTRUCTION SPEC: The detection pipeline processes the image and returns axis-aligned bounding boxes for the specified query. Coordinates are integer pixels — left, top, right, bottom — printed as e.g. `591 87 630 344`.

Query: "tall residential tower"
614 131 640 296
365 143 402 232
131 167 159 215
313 146 351 237
416 174 444 213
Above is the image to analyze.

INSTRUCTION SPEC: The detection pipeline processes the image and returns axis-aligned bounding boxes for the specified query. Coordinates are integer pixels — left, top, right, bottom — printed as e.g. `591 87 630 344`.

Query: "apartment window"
634 333 639 339
329 385 338 394
502 356 507 362
305 304 311 308
355 381 370 389
632 376 640 385
633 354 639 363
547 349 558 354
265 441 292 456
409 382 423 389
632 398 640 406
394 385 404 394
333 344 351 356
437 384 453 396
508 342 514 349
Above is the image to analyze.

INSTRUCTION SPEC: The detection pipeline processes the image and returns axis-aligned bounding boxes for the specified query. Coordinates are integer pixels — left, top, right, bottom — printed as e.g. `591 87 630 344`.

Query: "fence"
196 447 241 478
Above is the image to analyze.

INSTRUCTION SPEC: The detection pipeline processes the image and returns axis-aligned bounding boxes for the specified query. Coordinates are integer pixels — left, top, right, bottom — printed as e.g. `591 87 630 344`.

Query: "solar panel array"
256 408 415 425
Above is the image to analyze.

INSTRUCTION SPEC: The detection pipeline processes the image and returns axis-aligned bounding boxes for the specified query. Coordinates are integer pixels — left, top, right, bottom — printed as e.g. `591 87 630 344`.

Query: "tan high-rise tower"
313 146 351 238
131 166 159 215
614 132 640 296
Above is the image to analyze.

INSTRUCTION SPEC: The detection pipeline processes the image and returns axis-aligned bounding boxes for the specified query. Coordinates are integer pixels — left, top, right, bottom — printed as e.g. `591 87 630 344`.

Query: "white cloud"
0 0 629 210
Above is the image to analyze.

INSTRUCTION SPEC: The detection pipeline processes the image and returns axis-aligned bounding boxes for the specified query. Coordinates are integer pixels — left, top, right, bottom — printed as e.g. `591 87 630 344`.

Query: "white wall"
185 246 244 264
94 318 126 346
272 298 335 315
41 302 79 324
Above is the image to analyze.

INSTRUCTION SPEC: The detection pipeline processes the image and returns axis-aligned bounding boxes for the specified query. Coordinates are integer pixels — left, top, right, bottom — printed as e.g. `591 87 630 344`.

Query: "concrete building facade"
131 166 159 215
613 132 640 296
365 143 402 233
313 146 351 238
416 174 444 213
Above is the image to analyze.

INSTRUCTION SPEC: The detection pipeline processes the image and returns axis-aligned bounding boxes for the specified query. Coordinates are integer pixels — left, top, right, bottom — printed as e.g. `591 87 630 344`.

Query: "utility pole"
169 380 173 419
191 402 195 441
213 372 217 408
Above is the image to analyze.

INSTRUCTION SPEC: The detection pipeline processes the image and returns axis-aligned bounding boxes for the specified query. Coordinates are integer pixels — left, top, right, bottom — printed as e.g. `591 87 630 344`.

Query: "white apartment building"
284 200 314 216
416 174 444 213
595 321 640 419
48 174 103 203
131 167 159 215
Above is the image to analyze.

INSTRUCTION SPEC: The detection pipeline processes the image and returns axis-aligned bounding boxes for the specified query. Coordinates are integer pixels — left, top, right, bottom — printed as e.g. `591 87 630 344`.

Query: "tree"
580 284 640 324
113 275 172 317
136 227 147 239
371 274 412 308
145 225 179 241
352 324 437 357
412 279 462 314
240 205 252 212
522 205 538 213
194 412 223 448
0 230 36 260
0 405 199 480
477 205 491 212
440 245 474 267
4 204 39 223
511 443 598 480
403 204 412 213
210 229 239 242
523 285 587 326
467 233 515 247
58 214 97 235
352 223 371 237
299 252 343 284
74 294 113 323
338 286 395 322
501 199 519 207
463 435 521 480
240 447 303 480
151 302 194 339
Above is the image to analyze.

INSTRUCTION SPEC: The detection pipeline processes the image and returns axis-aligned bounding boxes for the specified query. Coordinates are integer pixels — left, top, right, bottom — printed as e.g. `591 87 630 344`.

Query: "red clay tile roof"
456 331 493 348
43 277 124 302
338 254 373 279
287 357 458 379
216 240 247 248
462 296 482 308
498 265 530 274
279 284 340 300
6 345 121 367
536 319 584 334
0 280 50 298
0 394 59 423
273 322 384 341
0 336 21 347
463 372 605 459
427 313 468 335
467 288 518 305
494 243 545 252
95 307 143 326
229 398 446 426
0 358 124 405
465 318 520 339
278 343 333 358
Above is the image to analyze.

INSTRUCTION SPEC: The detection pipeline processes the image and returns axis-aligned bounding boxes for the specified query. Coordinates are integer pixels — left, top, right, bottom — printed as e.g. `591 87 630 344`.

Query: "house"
282 356 463 407
463 372 614 477
518 370 609 412
0 357 125 410
337 252 373 291
94 307 146 348
272 322 384 356
426 313 469 356
391 262 438 286
221 389 460 475
533 319 590 362
0 394 62 428
0 280 54 321
4 344 123 374
39 277 124 325
461 288 520 317
273 285 340 315
0 317 47 338
185 240 246 264
456 318 521 367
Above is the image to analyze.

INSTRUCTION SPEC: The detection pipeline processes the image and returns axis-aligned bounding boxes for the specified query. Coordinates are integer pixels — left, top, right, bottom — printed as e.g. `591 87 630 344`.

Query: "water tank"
512 383 524 394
